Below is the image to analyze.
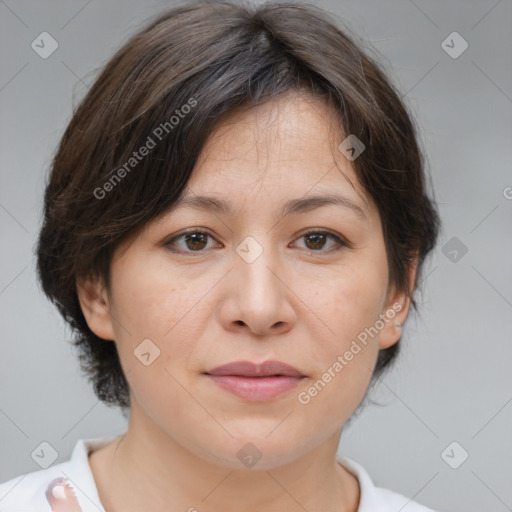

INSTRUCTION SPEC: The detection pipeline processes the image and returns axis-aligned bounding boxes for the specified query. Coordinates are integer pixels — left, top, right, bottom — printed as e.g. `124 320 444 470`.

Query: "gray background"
1 1 511 511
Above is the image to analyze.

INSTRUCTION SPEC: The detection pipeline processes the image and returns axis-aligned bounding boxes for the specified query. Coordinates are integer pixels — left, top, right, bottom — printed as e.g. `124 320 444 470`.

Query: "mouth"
203 360 306 401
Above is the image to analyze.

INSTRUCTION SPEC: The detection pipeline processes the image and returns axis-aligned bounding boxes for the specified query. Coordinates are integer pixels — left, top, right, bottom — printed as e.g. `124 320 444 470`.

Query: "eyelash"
163 228 350 256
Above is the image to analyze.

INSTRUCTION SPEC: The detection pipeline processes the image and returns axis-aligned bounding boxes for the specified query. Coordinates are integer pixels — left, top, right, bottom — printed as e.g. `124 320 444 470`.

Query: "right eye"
164 229 221 254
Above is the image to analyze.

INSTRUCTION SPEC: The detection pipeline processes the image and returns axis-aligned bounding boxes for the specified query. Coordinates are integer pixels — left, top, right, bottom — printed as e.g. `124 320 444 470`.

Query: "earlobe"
76 276 116 341
378 258 418 350
378 295 410 350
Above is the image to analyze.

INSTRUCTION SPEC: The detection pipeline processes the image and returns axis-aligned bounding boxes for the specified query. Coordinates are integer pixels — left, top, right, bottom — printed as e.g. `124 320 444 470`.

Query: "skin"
78 90 415 512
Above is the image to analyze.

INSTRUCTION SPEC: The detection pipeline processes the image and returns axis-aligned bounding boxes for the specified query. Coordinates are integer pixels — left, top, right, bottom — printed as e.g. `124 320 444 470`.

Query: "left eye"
294 231 346 252
164 229 346 254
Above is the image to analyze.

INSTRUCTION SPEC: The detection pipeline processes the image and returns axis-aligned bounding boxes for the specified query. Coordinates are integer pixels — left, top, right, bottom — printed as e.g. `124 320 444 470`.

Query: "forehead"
181 91 371 214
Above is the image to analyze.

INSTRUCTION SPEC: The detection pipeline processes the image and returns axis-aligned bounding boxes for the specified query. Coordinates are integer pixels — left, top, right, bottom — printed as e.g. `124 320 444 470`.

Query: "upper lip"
205 360 305 378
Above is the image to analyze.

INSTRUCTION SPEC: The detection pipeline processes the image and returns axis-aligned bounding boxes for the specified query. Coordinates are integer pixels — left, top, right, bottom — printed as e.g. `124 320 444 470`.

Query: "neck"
91 407 360 512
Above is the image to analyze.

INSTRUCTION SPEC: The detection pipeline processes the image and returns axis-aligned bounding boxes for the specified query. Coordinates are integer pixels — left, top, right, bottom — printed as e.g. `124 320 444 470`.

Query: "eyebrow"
170 193 367 220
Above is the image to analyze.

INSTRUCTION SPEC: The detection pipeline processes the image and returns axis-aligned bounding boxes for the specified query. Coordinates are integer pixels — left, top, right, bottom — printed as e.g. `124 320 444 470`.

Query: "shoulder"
0 436 115 512
371 486 439 511
337 455 440 512
0 461 72 511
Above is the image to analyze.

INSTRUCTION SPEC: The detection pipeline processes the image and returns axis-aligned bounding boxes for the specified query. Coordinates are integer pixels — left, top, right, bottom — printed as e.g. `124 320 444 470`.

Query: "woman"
0 1 440 510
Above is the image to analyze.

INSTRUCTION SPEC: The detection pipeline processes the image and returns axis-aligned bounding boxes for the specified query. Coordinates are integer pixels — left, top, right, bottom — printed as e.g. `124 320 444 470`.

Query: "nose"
219 237 296 337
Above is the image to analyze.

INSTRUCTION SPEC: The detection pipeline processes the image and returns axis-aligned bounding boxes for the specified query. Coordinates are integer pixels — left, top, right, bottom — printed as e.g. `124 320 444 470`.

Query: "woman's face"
79 92 410 469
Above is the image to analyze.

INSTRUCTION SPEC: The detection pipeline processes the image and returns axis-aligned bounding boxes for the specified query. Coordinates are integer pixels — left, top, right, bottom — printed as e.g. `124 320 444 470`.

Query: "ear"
76 275 116 341
378 257 418 350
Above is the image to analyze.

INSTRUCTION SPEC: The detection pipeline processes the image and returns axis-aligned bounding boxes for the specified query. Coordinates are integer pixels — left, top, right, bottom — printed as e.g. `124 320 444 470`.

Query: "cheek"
109 262 204 427
322 252 388 341
109 255 203 341
107 257 210 401
296 254 386 417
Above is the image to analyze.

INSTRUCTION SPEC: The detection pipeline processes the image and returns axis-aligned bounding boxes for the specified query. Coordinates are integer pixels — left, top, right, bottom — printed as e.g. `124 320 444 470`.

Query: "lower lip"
205 375 303 401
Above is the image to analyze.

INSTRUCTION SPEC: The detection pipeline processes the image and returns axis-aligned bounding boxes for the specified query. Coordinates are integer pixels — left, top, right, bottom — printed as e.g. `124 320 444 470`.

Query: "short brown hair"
36 0 440 411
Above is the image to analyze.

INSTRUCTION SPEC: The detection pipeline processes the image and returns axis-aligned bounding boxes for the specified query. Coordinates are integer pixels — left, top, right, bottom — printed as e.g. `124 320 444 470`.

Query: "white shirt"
0 436 438 511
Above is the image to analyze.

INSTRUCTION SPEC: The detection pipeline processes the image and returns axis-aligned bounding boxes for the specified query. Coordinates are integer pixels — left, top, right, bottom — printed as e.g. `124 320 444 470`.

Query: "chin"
190 428 309 471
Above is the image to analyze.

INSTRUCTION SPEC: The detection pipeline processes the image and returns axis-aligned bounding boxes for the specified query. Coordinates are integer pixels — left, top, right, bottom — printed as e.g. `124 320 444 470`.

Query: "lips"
205 360 305 378
204 360 306 401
